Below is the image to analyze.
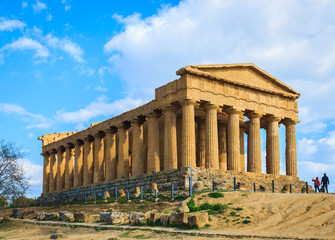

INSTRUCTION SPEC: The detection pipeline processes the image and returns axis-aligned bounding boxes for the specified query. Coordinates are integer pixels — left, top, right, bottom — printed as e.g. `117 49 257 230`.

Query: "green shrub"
208 192 224 198
234 207 243 211
242 219 251 224
230 211 237 216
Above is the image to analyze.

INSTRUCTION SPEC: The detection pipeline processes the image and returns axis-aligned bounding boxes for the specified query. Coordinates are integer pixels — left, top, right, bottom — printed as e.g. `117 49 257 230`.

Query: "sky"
0 0 334 197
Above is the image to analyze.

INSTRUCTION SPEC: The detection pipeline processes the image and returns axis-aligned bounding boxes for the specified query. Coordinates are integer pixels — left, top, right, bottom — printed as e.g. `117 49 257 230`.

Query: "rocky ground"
1 191 335 240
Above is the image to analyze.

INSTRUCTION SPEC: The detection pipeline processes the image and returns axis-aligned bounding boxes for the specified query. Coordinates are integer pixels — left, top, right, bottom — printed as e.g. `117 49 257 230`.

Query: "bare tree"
0 139 30 201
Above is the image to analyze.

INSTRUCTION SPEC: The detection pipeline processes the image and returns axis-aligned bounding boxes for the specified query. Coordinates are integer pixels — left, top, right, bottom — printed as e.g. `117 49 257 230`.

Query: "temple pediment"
176 63 300 99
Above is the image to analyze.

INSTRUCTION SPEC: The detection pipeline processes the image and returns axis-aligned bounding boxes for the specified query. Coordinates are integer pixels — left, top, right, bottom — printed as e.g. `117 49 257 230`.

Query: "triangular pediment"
176 63 300 98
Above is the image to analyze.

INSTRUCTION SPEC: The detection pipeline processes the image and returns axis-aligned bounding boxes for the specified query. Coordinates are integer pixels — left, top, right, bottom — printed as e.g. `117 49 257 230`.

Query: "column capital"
41 152 50 157
75 139 84 145
203 103 220 111
105 127 118 134
83 135 94 142
179 99 197 107
65 143 74 149
225 107 243 115
56 146 65 152
266 115 281 123
147 111 161 119
282 118 299 126
163 105 179 113
117 121 132 129
246 112 263 119
94 131 105 138
50 149 57 154
131 118 146 126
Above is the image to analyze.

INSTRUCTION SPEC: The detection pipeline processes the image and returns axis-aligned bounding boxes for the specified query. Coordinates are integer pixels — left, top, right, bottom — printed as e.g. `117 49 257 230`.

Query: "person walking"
321 173 330 193
312 177 321 193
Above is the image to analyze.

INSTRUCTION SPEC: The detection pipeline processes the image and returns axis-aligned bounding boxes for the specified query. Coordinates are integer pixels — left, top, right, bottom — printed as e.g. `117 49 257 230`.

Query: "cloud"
55 95 142 125
0 18 26 31
94 86 108 92
22 159 43 185
61 0 71 11
32 0 47 14
1 37 49 59
0 103 52 129
22 2 28 9
103 0 335 129
45 34 84 62
46 13 52 21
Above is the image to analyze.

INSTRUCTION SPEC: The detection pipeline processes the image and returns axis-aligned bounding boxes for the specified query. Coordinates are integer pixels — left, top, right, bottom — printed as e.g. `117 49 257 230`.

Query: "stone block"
117 189 126 197
135 187 141 197
150 212 162 223
129 212 147 225
89 214 100 223
160 214 170 226
281 184 290 192
74 212 90 222
174 200 190 213
188 212 208 228
169 212 188 225
193 181 203 191
259 185 266 191
12 208 22 218
19 210 37 219
104 191 110 198
100 212 128 224
44 212 60 221
59 211 74 221
151 183 158 192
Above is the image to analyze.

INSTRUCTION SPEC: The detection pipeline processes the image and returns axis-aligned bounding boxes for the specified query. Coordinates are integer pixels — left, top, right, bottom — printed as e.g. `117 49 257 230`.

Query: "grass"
234 207 243 211
187 198 228 214
120 230 134 238
230 211 237 216
133 234 151 239
242 219 251 224
208 192 224 198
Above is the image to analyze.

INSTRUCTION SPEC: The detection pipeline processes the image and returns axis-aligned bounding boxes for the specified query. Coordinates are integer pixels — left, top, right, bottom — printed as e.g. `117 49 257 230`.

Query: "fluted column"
266 116 281 175
227 109 241 170
42 152 50 194
284 119 298 176
181 100 196 168
56 146 65 191
147 113 160 173
240 127 245 171
247 113 262 173
83 136 94 185
218 121 227 170
105 128 117 181
64 144 74 190
164 106 178 170
132 119 145 176
74 140 84 187
117 124 130 178
49 149 57 193
94 132 105 183
197 119 206 168
204 104 219 169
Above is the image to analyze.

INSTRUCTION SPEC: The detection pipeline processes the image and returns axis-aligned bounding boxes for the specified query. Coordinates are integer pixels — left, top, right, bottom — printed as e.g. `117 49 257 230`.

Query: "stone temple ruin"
39 63 309 199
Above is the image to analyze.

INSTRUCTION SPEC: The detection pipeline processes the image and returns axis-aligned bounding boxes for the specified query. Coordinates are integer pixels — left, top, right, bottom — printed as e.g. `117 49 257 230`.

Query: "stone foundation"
40 167 312 204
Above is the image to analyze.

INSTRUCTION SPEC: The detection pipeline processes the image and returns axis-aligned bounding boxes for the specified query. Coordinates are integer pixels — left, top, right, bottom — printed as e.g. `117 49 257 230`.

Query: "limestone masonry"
39 63 302 196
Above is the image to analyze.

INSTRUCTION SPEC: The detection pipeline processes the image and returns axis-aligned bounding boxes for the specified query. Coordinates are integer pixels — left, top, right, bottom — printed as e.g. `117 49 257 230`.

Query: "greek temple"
39 63 300 195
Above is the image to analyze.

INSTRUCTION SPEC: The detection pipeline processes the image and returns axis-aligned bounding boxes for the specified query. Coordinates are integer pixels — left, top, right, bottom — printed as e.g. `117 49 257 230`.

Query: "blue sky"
0 0 334 197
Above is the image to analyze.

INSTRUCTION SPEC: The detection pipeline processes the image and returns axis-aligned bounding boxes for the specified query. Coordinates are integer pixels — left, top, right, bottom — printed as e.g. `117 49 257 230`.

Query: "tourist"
312 177 321 193
321 173 330 193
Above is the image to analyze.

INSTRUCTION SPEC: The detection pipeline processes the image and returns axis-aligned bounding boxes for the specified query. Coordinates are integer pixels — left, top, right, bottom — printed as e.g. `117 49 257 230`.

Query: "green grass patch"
230 211 237 216
187 199 227 214
234 207 243 211
120 230 134 238
208 192 224 198
242 219 251 224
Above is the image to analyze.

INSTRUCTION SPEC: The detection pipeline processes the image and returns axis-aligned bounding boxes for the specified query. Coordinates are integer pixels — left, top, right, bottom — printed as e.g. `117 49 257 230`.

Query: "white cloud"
28 133 34 139
22 159 43 185
103 0 335 128
55 95 142 124
61 0 71 11
22 2 28 9
32 0 47 14
46 13 52 21
98 66 112 78
0 18 26 31
94 86 108 92
0 103 52 129
298 138 318 157
45 34 84 62
1 37 49 59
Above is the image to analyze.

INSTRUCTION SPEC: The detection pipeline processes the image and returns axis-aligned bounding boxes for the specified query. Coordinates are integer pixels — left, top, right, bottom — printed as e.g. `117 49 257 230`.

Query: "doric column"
284 119 298 177
42 152 50 194
93 132 105 183
204 104 219 169
197 119 206 168
240 127 245 171
266 116 281 175
83 136 94 185
180 99 196 168
227 109 241 171
247 113 262 173
64 144 74 190
105 128 117 181
117 124 130 178
56 146 65 191
132 119 145 176
163 106 178 170
218 121 227 170
49 149 57 193
147 112 160 173
74 139 84 187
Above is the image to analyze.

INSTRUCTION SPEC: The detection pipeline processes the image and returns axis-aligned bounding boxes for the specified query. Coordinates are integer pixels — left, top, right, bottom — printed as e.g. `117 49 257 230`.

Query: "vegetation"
242 219 251 224
208 192 224 198
0 139 30 205
187 198 228 214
